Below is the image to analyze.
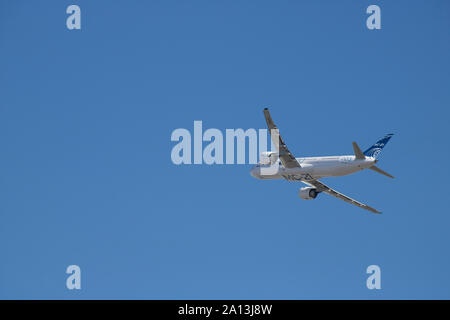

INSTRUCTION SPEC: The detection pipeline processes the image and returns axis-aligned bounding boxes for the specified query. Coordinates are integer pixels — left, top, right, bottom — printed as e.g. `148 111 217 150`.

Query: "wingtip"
368 207 382 214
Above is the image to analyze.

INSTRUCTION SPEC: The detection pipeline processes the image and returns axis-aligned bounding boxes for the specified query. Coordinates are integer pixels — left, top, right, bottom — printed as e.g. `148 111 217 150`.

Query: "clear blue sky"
1 0 449 299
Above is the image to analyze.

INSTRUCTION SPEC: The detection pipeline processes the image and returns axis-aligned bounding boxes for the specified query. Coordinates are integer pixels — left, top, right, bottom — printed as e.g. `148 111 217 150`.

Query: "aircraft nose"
250 166 259 178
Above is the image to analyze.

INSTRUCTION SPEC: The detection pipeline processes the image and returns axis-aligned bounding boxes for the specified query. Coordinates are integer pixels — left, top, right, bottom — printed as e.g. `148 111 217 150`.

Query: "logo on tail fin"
363 134 394 159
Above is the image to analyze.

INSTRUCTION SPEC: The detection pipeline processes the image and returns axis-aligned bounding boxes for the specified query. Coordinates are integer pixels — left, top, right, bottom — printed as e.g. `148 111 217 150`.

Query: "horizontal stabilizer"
352 142 365 160
369 165 394 179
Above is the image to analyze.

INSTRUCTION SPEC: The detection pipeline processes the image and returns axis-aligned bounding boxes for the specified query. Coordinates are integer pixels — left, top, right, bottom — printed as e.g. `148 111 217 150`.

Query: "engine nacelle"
299 187 318 200
259 151 279 165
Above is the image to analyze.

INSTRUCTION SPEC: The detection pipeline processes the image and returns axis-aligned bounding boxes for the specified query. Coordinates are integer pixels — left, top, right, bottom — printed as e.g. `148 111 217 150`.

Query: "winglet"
352 142 365 160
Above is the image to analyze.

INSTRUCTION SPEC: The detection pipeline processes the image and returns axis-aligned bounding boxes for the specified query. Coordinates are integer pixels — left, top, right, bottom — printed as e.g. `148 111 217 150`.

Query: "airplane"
250 108 394 214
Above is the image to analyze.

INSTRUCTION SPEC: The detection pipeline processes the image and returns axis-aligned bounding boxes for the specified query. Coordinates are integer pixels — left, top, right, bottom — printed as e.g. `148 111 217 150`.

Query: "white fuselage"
250 155 376 181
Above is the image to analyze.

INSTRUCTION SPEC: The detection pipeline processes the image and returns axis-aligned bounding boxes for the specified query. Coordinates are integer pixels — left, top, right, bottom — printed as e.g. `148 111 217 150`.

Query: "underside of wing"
304 179 381 214
263 108 300 169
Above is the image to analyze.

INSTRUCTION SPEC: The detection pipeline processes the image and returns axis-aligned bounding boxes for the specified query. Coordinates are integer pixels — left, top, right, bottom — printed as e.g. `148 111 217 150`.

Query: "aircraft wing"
263 108 301 168
303 179 381 214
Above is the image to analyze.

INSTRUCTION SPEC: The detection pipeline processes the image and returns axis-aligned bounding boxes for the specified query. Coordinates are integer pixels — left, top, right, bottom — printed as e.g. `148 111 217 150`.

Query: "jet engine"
299 187 318 200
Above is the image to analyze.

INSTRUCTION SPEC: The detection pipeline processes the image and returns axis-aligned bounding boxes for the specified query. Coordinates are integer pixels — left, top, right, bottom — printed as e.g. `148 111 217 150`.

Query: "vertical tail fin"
363 134 394 159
